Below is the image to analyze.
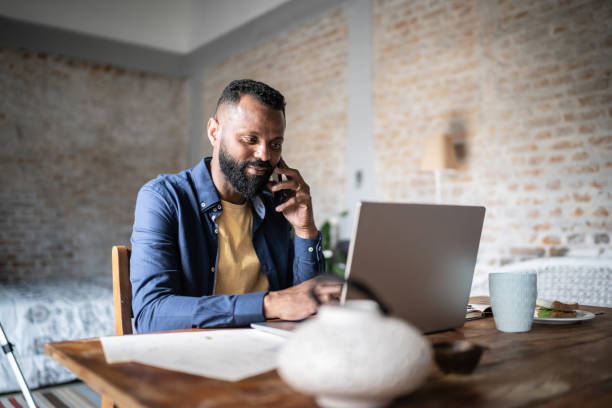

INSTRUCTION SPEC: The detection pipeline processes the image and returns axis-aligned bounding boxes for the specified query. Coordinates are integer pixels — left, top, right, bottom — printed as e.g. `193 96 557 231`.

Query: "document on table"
100 329 286 382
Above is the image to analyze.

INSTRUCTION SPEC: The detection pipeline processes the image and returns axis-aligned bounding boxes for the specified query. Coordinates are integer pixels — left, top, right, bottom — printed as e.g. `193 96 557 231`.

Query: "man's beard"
218 142 274 200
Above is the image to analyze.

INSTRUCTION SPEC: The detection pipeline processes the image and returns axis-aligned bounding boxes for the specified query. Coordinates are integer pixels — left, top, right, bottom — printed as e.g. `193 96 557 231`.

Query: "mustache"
240 159 273 171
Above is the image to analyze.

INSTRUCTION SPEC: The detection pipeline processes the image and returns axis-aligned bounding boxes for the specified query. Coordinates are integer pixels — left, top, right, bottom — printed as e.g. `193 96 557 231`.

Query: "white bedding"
0 275 114 393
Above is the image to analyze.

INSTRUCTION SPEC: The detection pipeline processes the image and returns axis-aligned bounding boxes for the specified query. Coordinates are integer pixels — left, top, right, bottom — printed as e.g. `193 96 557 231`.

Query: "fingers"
273 165 297 177
268 160 310 200
314 283 343 295
313 283 343 305
274 195 310 213
273 163 305 187
267 179 301 193
269 167 311 213
317 292 341 305
271 159 316 238
278 156 289 169
274 196 296 212
264 279 342 320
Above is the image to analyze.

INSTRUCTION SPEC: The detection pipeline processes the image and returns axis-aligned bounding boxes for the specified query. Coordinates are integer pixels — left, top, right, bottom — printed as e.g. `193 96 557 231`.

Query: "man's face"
211 94 285 199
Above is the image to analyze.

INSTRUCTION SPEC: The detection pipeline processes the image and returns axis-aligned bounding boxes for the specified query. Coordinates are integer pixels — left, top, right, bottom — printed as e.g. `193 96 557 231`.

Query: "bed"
0 275 114 393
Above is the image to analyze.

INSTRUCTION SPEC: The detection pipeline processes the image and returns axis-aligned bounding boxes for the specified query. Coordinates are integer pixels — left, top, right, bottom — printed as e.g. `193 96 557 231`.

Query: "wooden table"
45 302 612 408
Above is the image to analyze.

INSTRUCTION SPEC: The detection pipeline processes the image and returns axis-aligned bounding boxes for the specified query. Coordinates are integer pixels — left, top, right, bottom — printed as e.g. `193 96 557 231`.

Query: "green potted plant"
319 210 348 277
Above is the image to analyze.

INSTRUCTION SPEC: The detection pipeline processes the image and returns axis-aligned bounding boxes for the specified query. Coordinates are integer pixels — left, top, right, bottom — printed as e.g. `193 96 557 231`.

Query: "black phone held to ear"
271 173 291 206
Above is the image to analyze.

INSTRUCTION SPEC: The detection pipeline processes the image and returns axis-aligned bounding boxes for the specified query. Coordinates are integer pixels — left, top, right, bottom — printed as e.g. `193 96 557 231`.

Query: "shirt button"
211 267 215 272
214 228 218 234
217 204 222 210
200 202 206 208
308 247 314 253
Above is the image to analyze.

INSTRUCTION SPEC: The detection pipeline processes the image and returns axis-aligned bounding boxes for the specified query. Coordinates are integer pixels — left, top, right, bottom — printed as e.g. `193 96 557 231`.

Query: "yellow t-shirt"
214 200 269 295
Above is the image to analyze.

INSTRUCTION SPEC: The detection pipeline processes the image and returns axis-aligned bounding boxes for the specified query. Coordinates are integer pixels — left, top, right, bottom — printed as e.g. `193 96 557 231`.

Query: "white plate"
533 310 596 325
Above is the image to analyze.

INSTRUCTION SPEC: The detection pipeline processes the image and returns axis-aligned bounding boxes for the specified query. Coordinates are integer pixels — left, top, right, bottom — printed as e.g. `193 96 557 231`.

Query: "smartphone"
271 172 291 205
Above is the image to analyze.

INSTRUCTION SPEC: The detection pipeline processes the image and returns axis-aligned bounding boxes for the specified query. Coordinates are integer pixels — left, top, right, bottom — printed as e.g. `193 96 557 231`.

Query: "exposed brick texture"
202 9 349 227
0 48 189 283
2 0 610 283
373 0 612 273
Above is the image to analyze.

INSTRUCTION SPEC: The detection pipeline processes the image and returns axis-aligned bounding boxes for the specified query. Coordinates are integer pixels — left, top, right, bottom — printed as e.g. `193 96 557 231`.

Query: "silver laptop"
343 201 485 333
252 201 485 336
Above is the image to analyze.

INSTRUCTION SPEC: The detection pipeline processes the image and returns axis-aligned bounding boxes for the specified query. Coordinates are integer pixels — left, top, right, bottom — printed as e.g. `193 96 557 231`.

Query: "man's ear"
207 117 219 147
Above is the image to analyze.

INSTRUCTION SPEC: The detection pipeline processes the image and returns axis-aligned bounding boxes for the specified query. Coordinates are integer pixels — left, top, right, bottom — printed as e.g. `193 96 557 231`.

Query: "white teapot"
277 298 432 408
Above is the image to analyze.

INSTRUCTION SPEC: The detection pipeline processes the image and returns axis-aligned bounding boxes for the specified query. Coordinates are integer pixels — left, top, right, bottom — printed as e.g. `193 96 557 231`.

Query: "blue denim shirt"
130 157 325 333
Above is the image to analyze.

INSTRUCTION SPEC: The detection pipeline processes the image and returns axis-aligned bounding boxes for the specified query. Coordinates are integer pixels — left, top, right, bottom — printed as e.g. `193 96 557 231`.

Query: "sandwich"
535 299 579 318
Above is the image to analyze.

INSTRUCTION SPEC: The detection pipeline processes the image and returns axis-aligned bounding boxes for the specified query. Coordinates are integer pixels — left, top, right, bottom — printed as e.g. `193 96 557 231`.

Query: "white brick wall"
202 8 349 228
373 0 612 273
0 49 189 282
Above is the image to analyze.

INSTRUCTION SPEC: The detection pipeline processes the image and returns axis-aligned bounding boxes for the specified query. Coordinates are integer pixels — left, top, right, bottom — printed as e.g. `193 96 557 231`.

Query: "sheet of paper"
100 329 286 382
468 303 491 312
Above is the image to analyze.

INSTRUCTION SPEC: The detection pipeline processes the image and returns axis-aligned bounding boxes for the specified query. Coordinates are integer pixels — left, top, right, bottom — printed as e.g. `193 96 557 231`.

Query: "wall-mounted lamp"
420 134 457 203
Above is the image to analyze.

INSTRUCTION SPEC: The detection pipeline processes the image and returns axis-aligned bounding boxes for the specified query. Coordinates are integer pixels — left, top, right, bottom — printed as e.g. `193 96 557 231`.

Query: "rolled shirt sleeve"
292 232 325 285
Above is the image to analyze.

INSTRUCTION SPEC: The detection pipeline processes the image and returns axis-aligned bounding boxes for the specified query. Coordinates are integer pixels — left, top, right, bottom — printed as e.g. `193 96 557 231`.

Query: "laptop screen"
343 202 485 333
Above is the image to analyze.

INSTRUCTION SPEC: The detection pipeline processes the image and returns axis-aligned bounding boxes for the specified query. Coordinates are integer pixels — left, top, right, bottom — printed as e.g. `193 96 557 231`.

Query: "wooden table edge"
44 339 147 408
44 305 611 408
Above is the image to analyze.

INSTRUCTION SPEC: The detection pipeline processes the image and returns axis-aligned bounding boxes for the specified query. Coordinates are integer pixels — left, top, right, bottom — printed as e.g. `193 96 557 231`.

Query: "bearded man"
130 79 339 332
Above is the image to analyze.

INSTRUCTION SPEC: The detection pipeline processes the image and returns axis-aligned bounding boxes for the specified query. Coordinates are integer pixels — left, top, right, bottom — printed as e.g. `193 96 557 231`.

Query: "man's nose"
254 143 269 162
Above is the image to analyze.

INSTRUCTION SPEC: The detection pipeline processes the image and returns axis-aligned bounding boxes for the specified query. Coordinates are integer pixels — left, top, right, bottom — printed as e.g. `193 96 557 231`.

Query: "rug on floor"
0 381 100 408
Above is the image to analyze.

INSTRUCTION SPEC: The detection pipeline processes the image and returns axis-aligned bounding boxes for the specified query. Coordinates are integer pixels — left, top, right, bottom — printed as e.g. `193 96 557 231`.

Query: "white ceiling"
0 0 290 53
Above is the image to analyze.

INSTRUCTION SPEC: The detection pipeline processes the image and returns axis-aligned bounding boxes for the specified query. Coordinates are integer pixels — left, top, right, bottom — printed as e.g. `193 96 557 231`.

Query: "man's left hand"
267 158 318 239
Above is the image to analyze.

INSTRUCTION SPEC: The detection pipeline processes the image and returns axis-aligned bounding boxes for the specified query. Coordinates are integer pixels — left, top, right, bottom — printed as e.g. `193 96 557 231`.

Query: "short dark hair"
215 79 286 116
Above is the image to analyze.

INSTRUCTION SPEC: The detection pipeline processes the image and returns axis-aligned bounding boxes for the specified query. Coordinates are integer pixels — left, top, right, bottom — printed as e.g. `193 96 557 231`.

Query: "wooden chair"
103 246 132 408
112 245 132 335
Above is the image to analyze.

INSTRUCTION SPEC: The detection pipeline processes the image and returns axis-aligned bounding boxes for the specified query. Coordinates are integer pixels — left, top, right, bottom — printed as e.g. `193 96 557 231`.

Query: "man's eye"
244 137 257 144
271 142 282 150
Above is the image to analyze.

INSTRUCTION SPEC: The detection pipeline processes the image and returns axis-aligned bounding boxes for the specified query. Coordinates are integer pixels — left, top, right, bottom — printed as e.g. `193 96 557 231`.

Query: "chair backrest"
112 246 133 335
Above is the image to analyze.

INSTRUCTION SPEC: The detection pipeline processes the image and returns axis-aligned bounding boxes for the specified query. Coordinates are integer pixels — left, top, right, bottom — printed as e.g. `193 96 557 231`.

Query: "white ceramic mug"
489 272 537 333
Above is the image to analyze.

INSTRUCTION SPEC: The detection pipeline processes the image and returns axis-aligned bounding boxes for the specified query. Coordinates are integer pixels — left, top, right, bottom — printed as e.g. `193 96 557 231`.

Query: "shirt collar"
190 157 266 219
251 195 266 219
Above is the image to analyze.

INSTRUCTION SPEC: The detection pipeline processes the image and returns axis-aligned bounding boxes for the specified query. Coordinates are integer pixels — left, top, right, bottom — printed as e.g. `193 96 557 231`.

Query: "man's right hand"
263 278 342 320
